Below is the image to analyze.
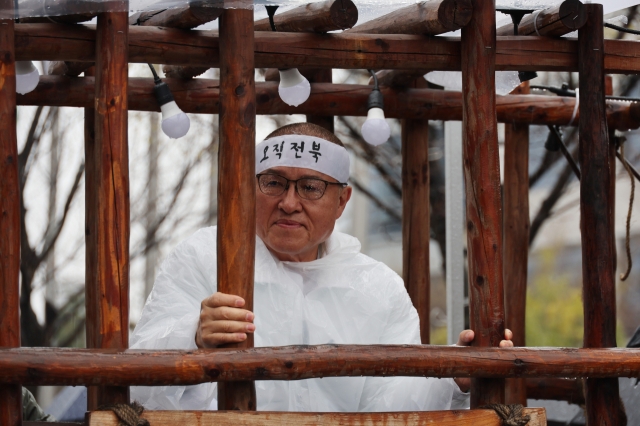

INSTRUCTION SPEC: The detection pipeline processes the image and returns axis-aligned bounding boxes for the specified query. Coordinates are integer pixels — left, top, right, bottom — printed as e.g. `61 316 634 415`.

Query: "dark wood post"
304 69 334 133
461 0 505 407
0 5 22 425
86 8 130 408
217 7 257 411
402 78 430 344
578 5 621 425
503 82 530 406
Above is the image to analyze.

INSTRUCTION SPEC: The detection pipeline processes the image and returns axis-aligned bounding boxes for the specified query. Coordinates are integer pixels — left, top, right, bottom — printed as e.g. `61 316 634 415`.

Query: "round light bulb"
160 101 190 139
361 107 390 146
16 61 40 95
278 68 311 107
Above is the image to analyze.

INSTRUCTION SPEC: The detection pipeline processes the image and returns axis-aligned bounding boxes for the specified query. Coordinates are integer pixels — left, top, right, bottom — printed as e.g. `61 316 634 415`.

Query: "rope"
482 404 531 426
533 9 542 36
619 143 635 281
568 88 579 126
99 402 150 426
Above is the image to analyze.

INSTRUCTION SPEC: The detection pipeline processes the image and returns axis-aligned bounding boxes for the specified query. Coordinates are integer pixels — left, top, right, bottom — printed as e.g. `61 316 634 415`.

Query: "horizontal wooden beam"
14 24 640 73
496 0 586 37
0 346 639 386
254 0 358 33
17 76 640 130
131 2 223 29
87 408 547 426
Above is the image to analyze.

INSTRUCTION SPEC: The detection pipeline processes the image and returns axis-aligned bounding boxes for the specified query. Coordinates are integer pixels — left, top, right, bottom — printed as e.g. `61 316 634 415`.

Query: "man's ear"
335 186 352 219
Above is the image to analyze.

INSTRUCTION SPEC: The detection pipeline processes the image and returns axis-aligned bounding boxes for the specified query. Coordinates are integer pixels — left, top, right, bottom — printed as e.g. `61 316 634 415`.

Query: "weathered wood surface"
18 77 640 130
461 0 505 407
87 10 130 407
578 5 620 426
402 78 430 345
375 70 432 88
347 0 471 35
0 6 22 426
254 0 357 33
2 346 640 386
87 408 548 426
496 0 586 37
132 2 222 29
13 24 640 74
526 378 584 405
304 68 334 132
503 83 529 406
217 8 256 411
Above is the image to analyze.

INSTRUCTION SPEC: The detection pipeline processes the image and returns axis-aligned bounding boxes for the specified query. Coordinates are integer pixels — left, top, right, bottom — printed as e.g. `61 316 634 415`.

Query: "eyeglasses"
256 173 347 201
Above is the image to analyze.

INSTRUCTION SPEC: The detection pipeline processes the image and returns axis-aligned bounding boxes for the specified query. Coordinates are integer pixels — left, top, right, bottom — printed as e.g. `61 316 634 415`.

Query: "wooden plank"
1 346 640 386
496 0 586 37
87 408 548 426
461 0 505 407
217 7 256 411
0 3 22 425
503 83 530 406
402 78 430 344
19 78 640 131
578 5 621 425
87 10 130 407
346 0 471 35
254 0 357 33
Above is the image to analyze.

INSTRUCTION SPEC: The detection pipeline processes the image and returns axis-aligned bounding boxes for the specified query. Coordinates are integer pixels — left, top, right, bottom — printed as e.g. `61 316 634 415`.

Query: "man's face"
256 166 352 262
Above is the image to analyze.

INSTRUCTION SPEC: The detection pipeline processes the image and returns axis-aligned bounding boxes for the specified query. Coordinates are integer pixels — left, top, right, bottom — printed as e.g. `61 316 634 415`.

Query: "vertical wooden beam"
460 0 505 407
86 8 130 407
503 82 530 406
578 5 620 425
402 78 430 344
217 7 256 411
304 69 334 133
0 5 22 425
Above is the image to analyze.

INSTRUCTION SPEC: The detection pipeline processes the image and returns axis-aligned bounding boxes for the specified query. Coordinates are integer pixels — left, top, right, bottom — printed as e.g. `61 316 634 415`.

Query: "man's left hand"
452 329 513 393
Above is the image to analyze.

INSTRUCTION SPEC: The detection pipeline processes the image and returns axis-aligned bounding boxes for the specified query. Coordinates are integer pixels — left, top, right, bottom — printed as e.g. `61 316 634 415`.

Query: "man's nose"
279 183 302 213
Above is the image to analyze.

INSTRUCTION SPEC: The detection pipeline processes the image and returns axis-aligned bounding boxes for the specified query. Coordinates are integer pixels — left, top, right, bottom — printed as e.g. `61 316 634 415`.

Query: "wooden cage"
1 0 640 425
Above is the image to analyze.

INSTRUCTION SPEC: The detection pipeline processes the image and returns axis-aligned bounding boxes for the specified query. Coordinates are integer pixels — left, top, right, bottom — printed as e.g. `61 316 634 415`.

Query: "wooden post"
461 0 505 407
503 82 530 406
304 69 333 132
217 7 257 411
86 8 130 408
0 4 22 425
578 5 621 425
402 78 430 344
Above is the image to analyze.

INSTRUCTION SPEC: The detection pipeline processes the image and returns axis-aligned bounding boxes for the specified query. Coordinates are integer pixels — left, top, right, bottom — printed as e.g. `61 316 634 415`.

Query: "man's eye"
301 181 324 193
265 179 284 188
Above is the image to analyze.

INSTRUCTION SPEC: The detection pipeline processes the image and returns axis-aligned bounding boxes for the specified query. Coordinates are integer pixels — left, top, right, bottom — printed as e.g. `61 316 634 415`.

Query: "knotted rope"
99 401 150 426
482 404 531 426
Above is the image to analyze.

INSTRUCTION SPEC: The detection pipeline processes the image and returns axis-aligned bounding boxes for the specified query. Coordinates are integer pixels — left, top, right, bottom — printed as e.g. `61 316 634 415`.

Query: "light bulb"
361 107 390 146
16 61 40 95
278 68 311 107
160 101 190 139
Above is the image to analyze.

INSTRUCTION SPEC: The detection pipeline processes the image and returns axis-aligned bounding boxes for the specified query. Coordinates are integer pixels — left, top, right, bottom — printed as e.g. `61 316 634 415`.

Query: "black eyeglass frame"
256 173 347 200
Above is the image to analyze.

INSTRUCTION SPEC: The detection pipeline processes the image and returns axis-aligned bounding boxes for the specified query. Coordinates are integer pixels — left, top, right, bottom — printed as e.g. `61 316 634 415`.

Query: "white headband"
255 134 350 183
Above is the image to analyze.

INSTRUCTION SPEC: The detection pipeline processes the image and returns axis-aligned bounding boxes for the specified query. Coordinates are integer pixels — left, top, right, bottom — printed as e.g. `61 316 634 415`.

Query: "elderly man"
131 122 512 411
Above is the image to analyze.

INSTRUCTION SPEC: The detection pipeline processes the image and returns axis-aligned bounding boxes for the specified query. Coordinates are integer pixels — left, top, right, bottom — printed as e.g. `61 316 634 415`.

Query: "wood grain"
88 9 130 407
0 6 22 426
346 0 472 35
402 78 430 344
503 82 529 406
217 7 256 411
578 5 620 425
254 0 357 33
134 2 222 29
461 0 505 407
87 408 547 426
18 77 640 130
496 0 586 36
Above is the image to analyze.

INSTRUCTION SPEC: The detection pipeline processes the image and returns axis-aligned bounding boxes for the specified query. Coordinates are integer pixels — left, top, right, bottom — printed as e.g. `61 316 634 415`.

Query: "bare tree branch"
349 177 401 222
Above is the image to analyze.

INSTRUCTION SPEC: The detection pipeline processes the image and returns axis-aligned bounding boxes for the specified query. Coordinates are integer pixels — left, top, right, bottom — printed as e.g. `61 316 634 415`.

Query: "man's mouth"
274 219 303 229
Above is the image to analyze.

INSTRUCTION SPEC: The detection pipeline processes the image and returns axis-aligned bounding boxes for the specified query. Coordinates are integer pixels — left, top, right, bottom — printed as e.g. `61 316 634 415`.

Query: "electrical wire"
604 22 640 36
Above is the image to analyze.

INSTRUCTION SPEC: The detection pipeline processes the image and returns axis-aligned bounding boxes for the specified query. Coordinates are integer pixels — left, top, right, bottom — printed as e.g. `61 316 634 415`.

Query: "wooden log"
1 346 640 386
375 70 432 88
496 0 586 37
87 10 130 407
578 5 620 425
526 378 584 405
346 0 472 35
162 64 209 79
503 82 530 406
14 23 640 74
0 6 22 426
86 408 548 426
133 2 223 29
402 77 430 344
254 0 357 33
304 68 333 132
217 8 256 412
461 0 505 407
17 77 640 131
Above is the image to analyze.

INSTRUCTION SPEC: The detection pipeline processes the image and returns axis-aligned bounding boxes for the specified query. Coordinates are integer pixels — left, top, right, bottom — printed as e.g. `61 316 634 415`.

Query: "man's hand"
453 329 514 392
195 292 255 348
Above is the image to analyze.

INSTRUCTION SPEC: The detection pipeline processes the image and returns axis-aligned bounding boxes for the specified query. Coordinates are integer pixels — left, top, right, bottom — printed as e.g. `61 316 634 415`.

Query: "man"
131 123 512 411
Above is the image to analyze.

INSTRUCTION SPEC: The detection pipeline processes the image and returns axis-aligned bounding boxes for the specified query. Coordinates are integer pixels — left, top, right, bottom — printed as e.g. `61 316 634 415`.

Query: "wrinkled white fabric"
130 226 469 411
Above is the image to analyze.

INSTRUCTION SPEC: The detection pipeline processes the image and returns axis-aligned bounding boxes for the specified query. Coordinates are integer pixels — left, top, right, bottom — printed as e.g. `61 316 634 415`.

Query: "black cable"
532 84 640 103
604 22 640 36
147 63 161 84
266 5 279 32
368 69 379 91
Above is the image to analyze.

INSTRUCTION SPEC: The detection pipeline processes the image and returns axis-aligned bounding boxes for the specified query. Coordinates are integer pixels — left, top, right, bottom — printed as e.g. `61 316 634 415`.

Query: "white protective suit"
131 226 469 411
